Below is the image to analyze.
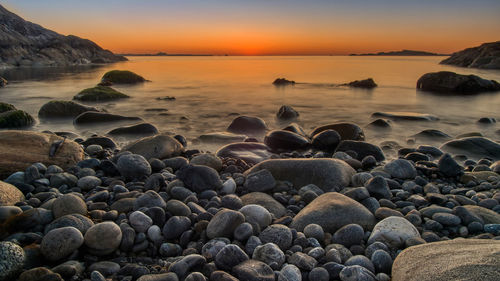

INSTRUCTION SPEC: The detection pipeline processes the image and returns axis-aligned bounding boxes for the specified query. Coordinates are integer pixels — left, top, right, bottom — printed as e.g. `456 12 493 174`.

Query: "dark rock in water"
346 78 377 89
176 164 223 193
440 41 500 69
312 129 341 151
290 192 376 233
311 123 365 141
227 116 268 135
440 137 500 160
264 130 310 151
412 129 451 141
122 134 184 160
101 70 147 84
391 239 500 281
371 112 438 121
367 119 391 129
0 241 25 281
336 140 385 161
38 100 99 118
198 132 247 144
282 123 307 136
73 86 129 101
107 123 158 137
0 76 7 87
74 111 141 125
417 71 500 94
438 153 463 177
478 117 496 124
81 136 117 149
216 142 275 165
0 4 126 68
245 158 355 192
276 105 299 120
273 78 295 86
0 104 34 128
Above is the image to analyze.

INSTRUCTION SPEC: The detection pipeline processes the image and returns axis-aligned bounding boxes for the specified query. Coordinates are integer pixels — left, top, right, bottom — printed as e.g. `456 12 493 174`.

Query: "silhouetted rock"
417 71 500 94
74 112 141 125
311 123 365 141
273 78 295 86
346 78 377 89
0 4 125 68
440 41 500 69
276 105 299 120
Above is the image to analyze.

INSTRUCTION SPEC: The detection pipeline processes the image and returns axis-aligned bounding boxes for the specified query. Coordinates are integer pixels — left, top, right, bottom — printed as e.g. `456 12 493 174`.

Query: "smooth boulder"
368 216 420 248
310 123 365 141
291 192 376 233
440 137 500 160
245 159 355 192
276 105 299 120
107 123 159 137
392 239 500 281
336 140 385 161
227 116 268 135
122 134 184 160
0 131 84 178
38 100 99 118
101 70 146 84
264 130 310 151
216 142 275 165
73 86 129 101
0 181 24 206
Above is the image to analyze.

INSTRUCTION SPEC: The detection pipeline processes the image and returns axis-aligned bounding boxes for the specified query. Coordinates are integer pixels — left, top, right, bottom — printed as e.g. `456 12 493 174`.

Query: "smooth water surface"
1 56 500 151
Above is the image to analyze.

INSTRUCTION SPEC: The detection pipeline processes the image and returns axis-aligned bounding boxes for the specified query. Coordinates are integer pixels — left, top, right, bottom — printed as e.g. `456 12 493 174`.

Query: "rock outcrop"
417 71 500 94
0 4 126 68
440 41 500 69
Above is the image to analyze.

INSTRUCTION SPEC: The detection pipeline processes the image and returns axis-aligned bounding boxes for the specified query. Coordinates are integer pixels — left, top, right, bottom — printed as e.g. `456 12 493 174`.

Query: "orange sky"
4 0 500 55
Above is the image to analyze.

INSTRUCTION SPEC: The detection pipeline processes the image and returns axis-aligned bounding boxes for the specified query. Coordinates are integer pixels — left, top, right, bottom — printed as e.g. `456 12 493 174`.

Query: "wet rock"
74 111 141 124
198 132 247 144
273 78 295 86
264 130 310 151
440 137 500 160
277 105 299 120
336 140 385 161
101 70 146 84
311 123 365 141
38 100 99 118
412 129 452 141
227 116 268 135
107 123 159 137
216 142 275 165
311 129 341 151
41 227 84 261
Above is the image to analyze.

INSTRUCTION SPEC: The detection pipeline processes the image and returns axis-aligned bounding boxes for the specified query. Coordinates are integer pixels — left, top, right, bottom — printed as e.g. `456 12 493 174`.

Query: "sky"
3 0 500 55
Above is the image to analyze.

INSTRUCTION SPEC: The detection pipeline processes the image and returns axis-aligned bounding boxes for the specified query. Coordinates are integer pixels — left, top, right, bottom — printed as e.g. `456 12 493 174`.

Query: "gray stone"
384 159 416 179
117 154 152 181
77 176 101 191
190 153 223 171
176 164 223 193
288 252 317 271
368 216 420 248
134 190 166 210
333 224 364 247
207 209 245 239
438 153 463 177
240 192 287 218
84 222 122 255
227 116 268 135
233 259 275 281
0 241 25 281
252 243 285 267
214 244 249 271
52 193 87 218
339 265 376 281
259 224 293 250
239 204 272 232
122 134 184 160
336 141 385 161
41 226 84 261
278 264 302 281
441 137 500 161
129 211 153 233
244 169 276 192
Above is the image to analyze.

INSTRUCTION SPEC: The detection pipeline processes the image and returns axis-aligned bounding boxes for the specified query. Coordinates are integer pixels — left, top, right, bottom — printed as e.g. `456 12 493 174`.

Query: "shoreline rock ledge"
0 4 125 68
440 41 500 69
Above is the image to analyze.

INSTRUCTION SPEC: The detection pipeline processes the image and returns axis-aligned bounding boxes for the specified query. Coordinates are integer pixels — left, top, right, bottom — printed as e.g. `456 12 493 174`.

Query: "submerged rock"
310 123 365 141
198 132 247 143
73 86 129 101
440 41 500 69
74 111 142 125
216 142 275 164
391 239 500 281
417 71 500 94
440 137 500 160
38 100 99 118
336 140 385 161
107 123 159 137
276 105 299 120
412 129 452 141
101 70 147 84
372 112 439 121
227 116 268 135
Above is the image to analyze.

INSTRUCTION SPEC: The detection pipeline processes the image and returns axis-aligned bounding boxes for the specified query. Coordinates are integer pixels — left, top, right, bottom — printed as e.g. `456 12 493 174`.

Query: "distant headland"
118 52 213 57
349 49 449 56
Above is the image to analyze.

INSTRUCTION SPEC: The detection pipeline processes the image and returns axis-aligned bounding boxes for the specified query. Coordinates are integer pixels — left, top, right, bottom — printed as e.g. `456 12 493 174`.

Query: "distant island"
349 49 449 56
119 52 213 57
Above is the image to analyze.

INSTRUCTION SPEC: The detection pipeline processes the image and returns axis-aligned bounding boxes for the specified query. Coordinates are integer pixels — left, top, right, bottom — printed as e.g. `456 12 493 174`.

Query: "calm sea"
1 56 500 152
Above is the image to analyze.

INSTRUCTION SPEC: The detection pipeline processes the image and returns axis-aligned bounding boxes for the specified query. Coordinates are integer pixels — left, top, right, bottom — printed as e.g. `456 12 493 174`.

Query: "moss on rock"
38 100 99 118
73 86 129 102
0 110 35 128
0 102 16 113
101 70 146 84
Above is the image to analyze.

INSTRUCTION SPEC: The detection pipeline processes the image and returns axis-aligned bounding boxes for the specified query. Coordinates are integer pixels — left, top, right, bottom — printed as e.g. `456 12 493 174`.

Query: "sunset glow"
3 0 500 55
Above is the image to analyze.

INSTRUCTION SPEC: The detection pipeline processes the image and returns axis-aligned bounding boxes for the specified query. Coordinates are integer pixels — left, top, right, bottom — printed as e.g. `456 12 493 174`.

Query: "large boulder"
0 181 24 206
290 192 376 233
440 137 500 160
335 140 385 161
371 111 438 121
440 41 500 69
216 142 276 165
0 102 34 128
245 159 355 192
310 123 365 141
74 111 141 125
122 134 184 160
392 239 500 281
38 100 99 118
73 86 129 101
417 71 500 94
0 131 84 178
101 70 147 84
227 116 268 135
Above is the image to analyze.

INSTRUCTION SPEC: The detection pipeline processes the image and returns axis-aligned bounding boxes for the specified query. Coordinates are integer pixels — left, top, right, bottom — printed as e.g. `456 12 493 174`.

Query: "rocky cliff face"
440 41 500 69
0 4 126 68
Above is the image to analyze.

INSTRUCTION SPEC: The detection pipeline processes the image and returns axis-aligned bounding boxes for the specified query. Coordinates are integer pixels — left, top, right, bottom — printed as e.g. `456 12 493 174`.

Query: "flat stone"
372 112 438 121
